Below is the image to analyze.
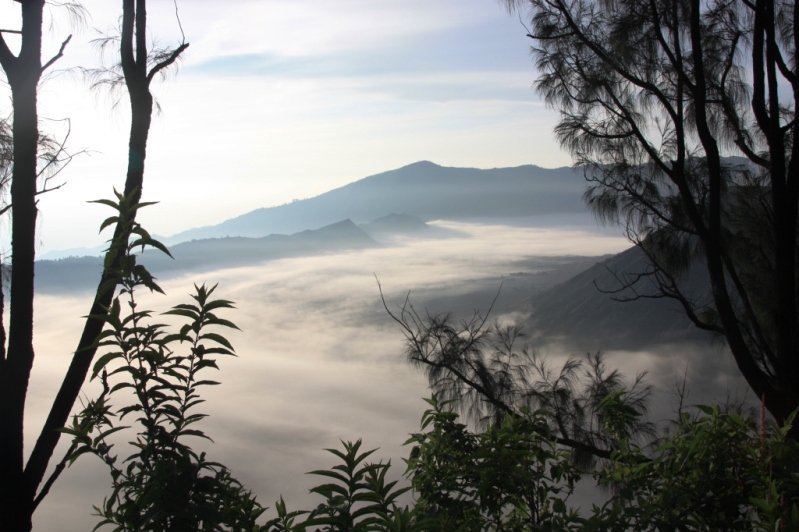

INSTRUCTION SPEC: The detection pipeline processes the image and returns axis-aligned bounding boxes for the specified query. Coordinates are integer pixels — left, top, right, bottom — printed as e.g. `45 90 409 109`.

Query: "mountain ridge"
164 161 586 244
35 219 379 294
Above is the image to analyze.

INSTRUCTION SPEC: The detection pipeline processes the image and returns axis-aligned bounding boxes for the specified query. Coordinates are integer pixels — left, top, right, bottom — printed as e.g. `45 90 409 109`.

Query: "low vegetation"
66 237 799 529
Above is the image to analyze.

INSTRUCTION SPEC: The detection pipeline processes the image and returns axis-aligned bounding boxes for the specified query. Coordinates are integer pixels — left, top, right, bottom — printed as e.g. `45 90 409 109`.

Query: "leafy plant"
62 230 264 530
262 394 799 531
590 405 799 531
263 496 308 532
302 439 414 531
404 398 582 531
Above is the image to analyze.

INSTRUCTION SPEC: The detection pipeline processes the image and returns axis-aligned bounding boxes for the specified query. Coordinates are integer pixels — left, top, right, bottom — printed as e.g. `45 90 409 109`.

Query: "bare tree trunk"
25 0 187 516
0 1 45 528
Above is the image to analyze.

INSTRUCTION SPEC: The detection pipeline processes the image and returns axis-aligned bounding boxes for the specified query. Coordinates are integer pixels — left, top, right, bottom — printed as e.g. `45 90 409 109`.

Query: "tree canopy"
504 0 798 429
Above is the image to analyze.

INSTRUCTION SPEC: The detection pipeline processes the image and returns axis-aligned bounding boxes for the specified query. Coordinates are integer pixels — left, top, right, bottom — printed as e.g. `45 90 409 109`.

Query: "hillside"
35 220 378 294
529 244 715 350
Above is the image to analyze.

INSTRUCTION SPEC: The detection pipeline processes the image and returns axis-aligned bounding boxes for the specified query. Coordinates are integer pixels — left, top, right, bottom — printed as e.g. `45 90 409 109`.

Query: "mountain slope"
166 161 586 243
150 219 375 273
357 213 464 241
36 220 377 294
529 245 714 350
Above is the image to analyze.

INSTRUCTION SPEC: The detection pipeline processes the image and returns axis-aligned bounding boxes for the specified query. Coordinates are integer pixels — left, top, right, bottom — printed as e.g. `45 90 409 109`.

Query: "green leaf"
204 316 240 330
198 332 235 350
89 198 120 209
203 299 237 312
98 216 120 233
308 469 349 485
163 308 199 321
92 352 122 379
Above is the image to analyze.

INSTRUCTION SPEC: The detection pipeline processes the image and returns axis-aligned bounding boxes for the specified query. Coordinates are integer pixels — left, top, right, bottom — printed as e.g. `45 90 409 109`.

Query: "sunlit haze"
0 2 761 530
30 222 701 531
1 0 571 254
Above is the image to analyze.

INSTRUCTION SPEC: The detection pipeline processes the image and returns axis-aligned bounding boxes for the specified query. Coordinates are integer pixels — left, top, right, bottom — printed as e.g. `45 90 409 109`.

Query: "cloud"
28 221 753 530
30 222 625 528
182 0 508 63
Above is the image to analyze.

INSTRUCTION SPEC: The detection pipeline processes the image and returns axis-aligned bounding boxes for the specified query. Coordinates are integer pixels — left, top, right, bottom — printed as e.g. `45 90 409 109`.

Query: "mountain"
35 220 377 294
165 161 587 243
147 218 375 273
357 213 463 241
529 245 714 350
359 213 429 236
39 244 106 261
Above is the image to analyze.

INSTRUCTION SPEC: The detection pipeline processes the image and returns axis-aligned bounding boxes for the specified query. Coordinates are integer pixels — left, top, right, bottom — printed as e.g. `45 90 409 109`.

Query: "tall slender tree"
504 0 798 430
0 1 187 529
0 1 51 528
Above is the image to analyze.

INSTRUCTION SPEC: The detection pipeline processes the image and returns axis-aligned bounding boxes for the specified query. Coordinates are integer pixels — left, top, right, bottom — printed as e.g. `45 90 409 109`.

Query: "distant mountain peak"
324 218 355 227
403 160 440 169
310 218 359 233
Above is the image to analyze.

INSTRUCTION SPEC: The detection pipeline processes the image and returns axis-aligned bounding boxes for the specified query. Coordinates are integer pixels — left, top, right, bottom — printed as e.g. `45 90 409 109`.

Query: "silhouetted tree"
0 1 187 529
504 0 799 430
381 287 653 463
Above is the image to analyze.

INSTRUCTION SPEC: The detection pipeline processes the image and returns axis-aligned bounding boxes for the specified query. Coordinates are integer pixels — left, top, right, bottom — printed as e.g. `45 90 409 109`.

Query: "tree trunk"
0 1 45 527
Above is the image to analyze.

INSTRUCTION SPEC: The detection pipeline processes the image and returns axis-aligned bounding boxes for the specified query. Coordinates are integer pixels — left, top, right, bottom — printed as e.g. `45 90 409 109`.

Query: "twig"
173 0 186 44
42 34 72 73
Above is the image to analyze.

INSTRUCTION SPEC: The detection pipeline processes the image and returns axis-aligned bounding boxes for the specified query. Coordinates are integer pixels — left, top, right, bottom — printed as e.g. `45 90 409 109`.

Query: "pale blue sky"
13 0 572 253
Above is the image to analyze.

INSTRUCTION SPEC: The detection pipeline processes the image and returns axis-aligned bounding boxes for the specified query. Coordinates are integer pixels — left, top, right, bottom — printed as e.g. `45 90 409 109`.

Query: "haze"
16 0 570 255
27 220 752 530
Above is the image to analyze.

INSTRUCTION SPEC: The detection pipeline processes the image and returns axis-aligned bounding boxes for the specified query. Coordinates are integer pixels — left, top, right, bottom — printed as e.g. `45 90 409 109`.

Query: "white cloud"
28 222 753 530
31 222 629 529
181 0 495 60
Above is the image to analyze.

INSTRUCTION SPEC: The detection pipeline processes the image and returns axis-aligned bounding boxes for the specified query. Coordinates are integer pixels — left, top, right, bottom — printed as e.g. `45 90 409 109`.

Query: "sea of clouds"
28 221 751 530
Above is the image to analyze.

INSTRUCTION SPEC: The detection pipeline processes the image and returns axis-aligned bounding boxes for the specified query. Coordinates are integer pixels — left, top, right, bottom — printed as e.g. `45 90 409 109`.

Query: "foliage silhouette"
0 1 189 528
270 398 799 531
403 398 582 531
381 285 652 463
264 440 423 531
588 405 799 530
503 0 799 431
59 212 264 530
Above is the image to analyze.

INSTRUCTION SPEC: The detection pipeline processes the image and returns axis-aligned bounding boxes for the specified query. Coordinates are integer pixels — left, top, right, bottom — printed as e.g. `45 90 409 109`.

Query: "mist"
28 221 749 530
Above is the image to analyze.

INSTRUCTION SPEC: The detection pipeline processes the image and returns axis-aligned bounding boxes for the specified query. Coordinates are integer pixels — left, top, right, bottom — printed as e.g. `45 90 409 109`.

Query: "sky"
0 0 572 254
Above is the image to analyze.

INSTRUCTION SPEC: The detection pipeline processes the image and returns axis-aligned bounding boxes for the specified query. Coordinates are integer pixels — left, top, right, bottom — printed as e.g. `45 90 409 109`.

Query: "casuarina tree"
504 0 798 430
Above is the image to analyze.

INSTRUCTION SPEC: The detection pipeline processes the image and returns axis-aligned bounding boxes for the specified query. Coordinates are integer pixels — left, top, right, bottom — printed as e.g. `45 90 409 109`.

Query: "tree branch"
41 34 71 72
146 42 188 85
0 30 16 70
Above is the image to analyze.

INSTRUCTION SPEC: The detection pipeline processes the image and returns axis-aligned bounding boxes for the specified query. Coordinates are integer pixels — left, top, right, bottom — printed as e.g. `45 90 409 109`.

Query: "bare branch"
146 42 188 84
377 277 635 462
41 33 71 72
0 29 16 69
173 0 186 44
